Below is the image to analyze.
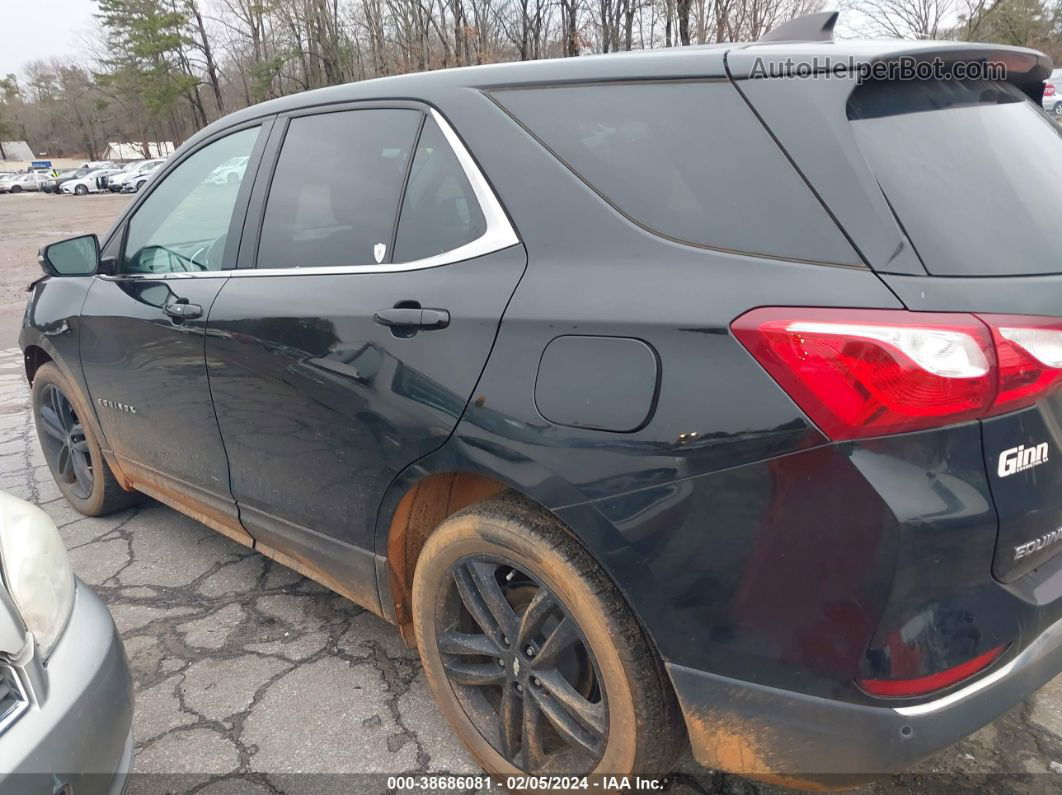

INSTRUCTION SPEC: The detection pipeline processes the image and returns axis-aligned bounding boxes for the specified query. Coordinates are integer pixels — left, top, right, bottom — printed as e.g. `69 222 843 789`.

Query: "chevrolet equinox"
20 12 1062 787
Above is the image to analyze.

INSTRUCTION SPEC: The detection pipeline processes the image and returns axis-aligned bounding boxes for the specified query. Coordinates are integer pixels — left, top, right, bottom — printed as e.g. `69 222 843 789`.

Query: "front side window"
257 109 422 269
123 127 259 274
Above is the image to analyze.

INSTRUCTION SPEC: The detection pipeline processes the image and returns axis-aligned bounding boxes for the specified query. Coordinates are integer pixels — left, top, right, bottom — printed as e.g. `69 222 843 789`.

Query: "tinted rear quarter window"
393 117 487 262
493 81 859 265
849 78 1062 277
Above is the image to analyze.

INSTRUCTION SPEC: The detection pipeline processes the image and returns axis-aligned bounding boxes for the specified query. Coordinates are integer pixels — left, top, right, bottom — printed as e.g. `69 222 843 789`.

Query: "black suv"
20 13 1062 786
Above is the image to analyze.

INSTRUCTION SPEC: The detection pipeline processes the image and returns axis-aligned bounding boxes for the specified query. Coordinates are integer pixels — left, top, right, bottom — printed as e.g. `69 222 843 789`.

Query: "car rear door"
204 103 524 609
78 120 272 546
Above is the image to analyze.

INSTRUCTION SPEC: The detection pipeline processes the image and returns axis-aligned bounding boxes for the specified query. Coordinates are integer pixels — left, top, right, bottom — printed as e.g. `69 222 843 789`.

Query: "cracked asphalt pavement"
3 194 1062 793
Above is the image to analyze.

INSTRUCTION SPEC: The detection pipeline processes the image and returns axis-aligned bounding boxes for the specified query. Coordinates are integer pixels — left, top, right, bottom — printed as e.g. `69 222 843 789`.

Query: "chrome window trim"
101 108 519 283
0 663 29 736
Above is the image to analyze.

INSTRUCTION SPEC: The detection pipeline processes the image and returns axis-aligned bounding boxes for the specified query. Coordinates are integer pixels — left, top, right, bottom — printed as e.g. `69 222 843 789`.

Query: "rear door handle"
164 300 203 320
373 307 450 330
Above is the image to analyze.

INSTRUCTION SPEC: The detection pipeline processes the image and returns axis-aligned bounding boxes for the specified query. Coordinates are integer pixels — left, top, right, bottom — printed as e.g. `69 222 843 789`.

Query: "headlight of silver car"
0 491 75 657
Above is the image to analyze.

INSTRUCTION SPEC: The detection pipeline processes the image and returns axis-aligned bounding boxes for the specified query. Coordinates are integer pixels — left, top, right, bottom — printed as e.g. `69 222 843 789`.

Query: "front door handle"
164 300 203 320
373 307 450 330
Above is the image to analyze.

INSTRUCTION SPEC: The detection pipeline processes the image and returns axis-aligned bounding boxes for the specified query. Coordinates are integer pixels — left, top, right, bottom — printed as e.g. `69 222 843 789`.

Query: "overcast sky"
0 0 98 78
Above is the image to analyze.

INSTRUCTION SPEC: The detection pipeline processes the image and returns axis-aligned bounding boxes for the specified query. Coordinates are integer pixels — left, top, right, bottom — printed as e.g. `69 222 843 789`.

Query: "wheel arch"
23 343 53 384
375 465 662 663
380 470 510 644
23 340 134 493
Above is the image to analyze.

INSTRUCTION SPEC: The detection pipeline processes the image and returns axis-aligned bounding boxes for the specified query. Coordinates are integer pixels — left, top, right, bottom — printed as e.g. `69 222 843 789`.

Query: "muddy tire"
412 493 682 782
31 363 136 516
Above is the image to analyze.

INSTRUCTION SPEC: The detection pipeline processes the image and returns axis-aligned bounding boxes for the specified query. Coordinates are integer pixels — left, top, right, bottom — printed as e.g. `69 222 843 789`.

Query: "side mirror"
39 234 100 277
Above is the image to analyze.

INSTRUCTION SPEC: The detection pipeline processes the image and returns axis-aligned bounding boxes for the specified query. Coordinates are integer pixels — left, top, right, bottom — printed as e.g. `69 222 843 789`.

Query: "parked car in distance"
40 169 90 194
0 173 50 194
99 163 138 192
122 160 165 193
79 161 117 170
108 159 166 192
0 491 134 794
0 174 17 189
20 11 1062 788
60 168 121 195
206 155 249 186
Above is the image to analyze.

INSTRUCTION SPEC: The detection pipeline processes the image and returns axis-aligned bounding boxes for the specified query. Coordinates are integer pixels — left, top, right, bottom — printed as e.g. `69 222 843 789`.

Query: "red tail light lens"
982 314 1062 416
858 644 1006 698
732 308 996 440
1046 84 1056 96
733 309 1062 440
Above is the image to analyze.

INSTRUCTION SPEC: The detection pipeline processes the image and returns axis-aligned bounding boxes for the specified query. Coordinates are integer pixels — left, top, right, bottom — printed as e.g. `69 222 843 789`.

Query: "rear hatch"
735 48 1062 583
846 76 1062 582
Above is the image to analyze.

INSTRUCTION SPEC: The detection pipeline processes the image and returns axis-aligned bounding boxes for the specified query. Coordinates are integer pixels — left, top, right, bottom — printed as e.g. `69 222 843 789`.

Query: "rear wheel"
32 363 135 516
412 494 682 782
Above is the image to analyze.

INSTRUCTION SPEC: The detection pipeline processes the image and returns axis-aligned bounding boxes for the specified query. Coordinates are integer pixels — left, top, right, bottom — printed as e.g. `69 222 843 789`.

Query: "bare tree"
844 0 955 38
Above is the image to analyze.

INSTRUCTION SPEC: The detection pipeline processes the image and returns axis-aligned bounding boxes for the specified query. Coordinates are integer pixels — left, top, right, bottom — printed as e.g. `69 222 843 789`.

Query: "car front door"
204 105 524 610
79 121 271 546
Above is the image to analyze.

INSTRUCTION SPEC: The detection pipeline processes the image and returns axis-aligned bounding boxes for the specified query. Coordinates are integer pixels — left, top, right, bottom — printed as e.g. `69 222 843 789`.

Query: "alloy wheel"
436 556 608 774
38 383 94 500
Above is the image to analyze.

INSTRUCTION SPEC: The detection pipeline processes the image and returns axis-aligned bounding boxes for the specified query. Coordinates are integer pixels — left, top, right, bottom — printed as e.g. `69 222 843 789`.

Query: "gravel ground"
0 191 131 348
2 191 1062 793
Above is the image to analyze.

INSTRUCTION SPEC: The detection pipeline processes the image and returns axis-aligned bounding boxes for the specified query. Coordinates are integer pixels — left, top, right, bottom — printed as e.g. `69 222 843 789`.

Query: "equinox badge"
1016 527 1062 560
97 398 137 414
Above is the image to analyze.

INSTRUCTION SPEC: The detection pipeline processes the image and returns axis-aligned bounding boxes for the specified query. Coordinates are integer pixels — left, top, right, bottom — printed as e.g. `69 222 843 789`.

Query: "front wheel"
9 185 21 193
413 494 682 782
74 184 88 195
32 363 136 516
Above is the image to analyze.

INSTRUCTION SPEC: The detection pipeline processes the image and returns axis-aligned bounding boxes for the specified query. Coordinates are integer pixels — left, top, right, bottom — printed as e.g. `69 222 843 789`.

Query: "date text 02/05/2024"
386 775 667 790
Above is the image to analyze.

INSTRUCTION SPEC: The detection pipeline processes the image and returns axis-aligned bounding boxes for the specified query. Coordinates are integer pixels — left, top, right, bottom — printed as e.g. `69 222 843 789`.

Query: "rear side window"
393 117 486 262
257 109 421 269
849 78 1062 277
493 81 859 265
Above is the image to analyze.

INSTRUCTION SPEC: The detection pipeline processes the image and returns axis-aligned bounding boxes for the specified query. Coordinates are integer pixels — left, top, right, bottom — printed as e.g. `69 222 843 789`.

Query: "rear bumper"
0 582 134 795
669 611 1062 785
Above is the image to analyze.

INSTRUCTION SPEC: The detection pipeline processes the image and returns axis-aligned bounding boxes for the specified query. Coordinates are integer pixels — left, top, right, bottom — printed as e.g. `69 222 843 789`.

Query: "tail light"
732 308 1062 440
983 315 1062 416
1046 84 1056 96
858 644 1006 698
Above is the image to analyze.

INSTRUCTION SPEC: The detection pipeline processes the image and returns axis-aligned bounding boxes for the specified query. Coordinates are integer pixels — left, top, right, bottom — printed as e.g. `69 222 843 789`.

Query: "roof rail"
757 10 839 43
